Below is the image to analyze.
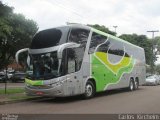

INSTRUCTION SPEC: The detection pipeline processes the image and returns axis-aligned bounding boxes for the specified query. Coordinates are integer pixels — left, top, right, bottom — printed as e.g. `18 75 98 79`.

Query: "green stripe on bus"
25 78 44 86
91 53 135 92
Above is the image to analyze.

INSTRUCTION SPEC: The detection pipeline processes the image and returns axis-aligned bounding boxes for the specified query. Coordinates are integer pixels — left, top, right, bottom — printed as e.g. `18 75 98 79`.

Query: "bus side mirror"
57 42 80 59
27 55 30 67
15 48 29 64
57 42 80 73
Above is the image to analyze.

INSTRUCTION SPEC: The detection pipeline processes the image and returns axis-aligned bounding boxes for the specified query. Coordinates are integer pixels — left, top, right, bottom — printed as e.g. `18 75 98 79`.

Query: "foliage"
119 34 153 65
0 1 38 70
87 24 116 36
146 65 152 74
154 36 160 54
155 65 160 74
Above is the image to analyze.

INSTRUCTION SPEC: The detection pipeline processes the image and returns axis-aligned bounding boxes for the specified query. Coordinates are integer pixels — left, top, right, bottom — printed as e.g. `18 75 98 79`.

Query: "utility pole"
3 65 8 94
147 30 159 74
113 26 118 34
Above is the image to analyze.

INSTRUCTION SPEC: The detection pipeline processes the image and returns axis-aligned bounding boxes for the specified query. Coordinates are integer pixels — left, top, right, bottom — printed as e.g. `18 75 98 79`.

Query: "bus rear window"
30 29 62 49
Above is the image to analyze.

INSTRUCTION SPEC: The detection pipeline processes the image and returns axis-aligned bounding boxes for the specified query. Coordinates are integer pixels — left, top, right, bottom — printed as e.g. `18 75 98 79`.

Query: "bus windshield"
27 51 60 80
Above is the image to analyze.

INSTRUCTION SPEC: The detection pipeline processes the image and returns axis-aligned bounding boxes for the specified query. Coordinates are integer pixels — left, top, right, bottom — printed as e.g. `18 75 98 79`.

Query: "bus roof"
66 24 144 50
91 27 143 50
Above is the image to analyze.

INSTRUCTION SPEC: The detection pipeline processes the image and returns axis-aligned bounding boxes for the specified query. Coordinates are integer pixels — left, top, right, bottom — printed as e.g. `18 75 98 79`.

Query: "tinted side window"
66 28 89 73
108 38 125 56
66 48 84 73
97 38 129 57
108 38 129 57
96 38 130 64
68 58 76 74
96 41 110 53
68 28 89 49
89 32 107 54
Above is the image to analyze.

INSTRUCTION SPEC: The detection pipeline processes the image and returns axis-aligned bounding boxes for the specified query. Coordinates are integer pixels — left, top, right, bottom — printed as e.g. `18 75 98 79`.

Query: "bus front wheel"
84 81 95 99
129 79 135 91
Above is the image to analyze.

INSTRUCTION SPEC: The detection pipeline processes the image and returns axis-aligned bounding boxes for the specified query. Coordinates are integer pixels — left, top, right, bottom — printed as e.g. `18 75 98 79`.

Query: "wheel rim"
86 84 93 97
130 81 133 90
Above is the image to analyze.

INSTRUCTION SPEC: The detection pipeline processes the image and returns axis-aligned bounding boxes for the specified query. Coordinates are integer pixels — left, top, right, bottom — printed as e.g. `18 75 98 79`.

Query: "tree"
119 34 153 65
146 65 152 74
87 24 116 36
155 65 160 74
154 36 160 54
0 1 38 70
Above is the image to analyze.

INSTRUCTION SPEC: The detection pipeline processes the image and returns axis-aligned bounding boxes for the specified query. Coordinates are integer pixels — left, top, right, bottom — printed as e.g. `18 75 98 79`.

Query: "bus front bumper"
25 84 64 97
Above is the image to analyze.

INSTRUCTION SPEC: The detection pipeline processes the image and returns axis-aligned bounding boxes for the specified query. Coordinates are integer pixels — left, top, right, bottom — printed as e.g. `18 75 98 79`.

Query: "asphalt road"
0 86 160 114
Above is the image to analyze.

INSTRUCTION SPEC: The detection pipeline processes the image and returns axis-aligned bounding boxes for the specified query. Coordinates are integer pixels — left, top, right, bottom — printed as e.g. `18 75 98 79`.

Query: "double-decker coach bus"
16 24 146 99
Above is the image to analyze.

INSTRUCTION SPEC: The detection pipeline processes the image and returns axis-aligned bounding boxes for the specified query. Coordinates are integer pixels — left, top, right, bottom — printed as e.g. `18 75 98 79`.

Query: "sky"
2 0 160 38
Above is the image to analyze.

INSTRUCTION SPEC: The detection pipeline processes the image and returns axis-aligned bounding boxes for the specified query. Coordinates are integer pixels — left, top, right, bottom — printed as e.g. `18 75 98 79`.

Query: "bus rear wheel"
84 81 95 99
134 79 139 90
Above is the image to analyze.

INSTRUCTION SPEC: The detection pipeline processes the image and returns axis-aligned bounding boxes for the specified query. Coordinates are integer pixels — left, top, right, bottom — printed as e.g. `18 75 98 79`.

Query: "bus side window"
68 28 89 48
89 32 107 54
67 48 76 74
67 48 83 73
68 58 76 74
107 38 130 57
68 29 90 72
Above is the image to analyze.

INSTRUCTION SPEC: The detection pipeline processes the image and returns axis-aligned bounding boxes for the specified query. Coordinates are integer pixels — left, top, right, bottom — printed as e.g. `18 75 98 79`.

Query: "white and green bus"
16 24 146 98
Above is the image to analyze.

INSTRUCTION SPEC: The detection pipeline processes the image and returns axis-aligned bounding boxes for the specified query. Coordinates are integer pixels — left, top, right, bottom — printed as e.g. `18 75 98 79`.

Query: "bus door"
66 48 83 95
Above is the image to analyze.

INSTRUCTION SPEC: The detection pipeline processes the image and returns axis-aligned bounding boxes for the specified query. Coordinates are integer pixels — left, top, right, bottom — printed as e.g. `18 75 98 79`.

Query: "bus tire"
135 79 139 90
129 79 135 91
84 80 95 99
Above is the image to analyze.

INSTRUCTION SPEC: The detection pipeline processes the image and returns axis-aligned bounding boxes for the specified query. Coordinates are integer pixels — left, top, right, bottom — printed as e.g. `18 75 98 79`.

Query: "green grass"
0 88 25 95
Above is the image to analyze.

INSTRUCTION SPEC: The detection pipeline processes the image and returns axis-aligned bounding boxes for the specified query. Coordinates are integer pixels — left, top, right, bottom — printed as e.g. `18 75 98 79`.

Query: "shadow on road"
96 87 145 97
30 87 146 104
